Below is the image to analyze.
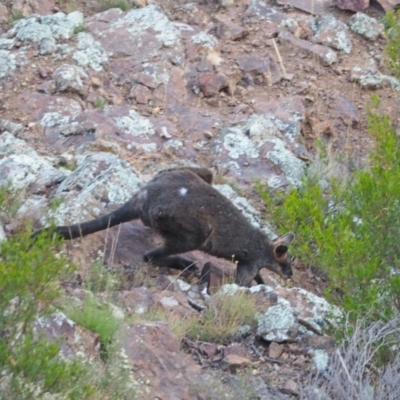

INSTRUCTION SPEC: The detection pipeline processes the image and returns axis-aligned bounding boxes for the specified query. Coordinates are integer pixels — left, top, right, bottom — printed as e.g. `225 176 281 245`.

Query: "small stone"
269 342 284 359
222 354 252 373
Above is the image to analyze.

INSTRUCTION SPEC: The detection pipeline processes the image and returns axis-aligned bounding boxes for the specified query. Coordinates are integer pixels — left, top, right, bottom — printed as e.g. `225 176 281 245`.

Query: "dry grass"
186 288 259 343
300 315 400 400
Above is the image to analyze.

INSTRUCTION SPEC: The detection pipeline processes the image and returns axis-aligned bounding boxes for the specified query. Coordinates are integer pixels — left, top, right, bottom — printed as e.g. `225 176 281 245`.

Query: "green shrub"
259 96 400 321
65 294 122 360
0 227 96 398
382 10 400 79
98 0 130 11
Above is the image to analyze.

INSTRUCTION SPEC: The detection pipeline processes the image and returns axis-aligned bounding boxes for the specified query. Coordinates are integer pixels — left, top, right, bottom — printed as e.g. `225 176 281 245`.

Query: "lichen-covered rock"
52 64 89 96
350 66 383 89
72 32 108 72
214 113 306 187
33 311 100 362
47 152 143 225
310 14 352 54
348 13 384 41
12 11 84 43
256 298 298 342
0 132 66 192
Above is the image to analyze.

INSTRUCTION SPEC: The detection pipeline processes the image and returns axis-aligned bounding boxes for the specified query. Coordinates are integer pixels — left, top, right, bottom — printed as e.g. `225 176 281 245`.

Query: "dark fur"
32 168 294 286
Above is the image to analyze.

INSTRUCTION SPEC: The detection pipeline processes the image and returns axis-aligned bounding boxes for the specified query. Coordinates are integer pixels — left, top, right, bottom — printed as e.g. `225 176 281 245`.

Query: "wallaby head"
267 232 295 278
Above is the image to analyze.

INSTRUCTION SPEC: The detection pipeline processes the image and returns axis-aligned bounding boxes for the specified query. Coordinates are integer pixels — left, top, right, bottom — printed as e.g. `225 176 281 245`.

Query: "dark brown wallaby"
32 167 294 287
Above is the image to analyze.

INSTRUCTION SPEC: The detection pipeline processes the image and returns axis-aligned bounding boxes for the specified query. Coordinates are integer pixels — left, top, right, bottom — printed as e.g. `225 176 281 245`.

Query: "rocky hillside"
0 0 399 399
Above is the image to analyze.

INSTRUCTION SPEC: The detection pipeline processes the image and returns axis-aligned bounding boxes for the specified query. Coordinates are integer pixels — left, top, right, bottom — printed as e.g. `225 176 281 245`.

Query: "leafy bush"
0 227 96 398
259 96 400 321
382 10 400 79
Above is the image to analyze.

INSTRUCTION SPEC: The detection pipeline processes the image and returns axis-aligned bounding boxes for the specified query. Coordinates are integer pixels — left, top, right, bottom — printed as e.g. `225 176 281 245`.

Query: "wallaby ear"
273 232 295 259
275 232 295 246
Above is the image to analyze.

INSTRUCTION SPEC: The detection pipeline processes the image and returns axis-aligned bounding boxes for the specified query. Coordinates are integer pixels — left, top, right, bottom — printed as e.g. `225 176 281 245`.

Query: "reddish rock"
128 84 152 104
197 71 230 97
279 31 337 66
236 54 281 85
269 342 284 359
121 321 201 400
12 0 56 17
222 354 252 373
32 312 100 362
335 0 369 11
375 0 400 11
200 342 219 358
277 0 327 15
334 93 359 127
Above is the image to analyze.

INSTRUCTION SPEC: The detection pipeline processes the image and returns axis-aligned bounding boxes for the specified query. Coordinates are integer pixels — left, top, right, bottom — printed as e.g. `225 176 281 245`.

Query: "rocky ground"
0 0 399 399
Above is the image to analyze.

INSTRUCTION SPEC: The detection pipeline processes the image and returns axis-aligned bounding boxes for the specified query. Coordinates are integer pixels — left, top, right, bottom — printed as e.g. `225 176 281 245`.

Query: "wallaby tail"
32 197 141 240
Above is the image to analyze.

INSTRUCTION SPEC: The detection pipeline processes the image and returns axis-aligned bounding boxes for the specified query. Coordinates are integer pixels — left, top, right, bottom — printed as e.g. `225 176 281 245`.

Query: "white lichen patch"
112 110 155 137
73 32 109 71
190 32 218 48
312 349 329 372
0 49 27 78
222 130 260 159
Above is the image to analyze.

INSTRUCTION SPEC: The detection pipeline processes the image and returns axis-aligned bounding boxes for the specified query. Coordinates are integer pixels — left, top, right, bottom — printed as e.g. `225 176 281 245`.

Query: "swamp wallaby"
32 167 294 287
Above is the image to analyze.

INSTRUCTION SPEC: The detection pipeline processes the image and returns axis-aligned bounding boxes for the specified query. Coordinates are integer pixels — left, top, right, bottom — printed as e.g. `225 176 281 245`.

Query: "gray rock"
348 13 384 41
311 14 352 54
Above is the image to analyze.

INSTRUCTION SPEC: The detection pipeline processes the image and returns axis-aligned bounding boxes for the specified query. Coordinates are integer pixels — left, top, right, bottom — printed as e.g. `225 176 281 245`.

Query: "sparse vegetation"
8 11 24 24
85 259 119 293
98 0 131 11
74 25 87 34
186 289 259 343
0 227 96 399
259 96 400 322
93 97 108 109
300 315 400 400
65 294 122 361
382 10 400 79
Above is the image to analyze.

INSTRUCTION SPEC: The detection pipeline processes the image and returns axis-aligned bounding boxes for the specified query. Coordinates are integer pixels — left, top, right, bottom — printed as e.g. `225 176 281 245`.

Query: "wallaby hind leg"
143 238 202 271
